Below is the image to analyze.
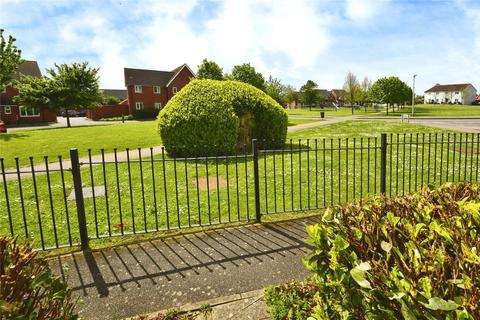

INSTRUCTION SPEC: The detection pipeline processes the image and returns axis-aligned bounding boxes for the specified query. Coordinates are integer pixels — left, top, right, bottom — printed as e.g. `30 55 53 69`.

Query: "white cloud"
345 0 389 21
204 0 331 72
455 0 480 50
130 0 332 81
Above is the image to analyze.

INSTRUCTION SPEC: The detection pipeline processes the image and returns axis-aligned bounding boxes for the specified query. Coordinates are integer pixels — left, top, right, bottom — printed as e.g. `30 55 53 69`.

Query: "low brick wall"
86 105 129 120
1 108 57 125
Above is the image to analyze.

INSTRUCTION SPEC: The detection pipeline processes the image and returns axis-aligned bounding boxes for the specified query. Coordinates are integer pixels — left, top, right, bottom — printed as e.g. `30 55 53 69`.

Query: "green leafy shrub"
157 79 288 157
134 108 160 119
0 237 78 319
102 95 121 105
303 183 480 319
98 114 134 121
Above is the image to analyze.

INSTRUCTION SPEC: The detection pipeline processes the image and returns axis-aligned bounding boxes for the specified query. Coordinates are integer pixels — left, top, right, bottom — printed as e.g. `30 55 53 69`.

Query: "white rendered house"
424 83 477 105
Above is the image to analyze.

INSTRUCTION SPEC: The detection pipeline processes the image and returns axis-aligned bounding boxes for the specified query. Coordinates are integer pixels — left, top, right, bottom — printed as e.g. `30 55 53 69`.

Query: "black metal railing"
1 132 479 250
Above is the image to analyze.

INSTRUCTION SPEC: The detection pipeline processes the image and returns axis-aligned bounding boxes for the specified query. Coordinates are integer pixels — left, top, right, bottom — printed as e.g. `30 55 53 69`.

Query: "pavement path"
393 118 480 133
48 216 318 320
287 115 358 132
2 146 164 182
6 117 132 131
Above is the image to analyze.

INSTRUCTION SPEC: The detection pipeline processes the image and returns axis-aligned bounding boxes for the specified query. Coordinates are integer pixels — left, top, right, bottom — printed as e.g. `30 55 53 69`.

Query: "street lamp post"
411 74 417 117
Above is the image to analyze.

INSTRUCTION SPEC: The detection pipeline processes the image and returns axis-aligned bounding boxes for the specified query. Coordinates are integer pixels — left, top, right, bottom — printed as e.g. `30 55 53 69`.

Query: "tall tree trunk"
66 112 71 128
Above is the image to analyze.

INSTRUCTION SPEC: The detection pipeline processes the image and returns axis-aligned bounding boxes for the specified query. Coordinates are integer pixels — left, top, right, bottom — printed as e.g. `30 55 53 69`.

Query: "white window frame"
134 85 142 93
3 105 12 114
153 86 161 94
135 102 144 110
19 106 40 117
154 102 162 110
172 87 178 94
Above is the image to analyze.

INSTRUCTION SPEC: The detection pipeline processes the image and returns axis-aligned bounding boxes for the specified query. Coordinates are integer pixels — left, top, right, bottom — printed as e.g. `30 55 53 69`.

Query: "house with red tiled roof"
0 60 57 125
124 64 195 116
424 83 477 105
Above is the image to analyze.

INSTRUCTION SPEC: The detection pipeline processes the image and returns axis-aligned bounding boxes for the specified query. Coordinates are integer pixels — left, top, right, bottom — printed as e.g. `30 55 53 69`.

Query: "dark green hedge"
157 79 288 157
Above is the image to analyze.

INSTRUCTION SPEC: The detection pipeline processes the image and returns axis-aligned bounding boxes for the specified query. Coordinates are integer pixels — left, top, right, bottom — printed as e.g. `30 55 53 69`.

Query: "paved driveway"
360 118 480 133
408 118 480 133
7 117 129 131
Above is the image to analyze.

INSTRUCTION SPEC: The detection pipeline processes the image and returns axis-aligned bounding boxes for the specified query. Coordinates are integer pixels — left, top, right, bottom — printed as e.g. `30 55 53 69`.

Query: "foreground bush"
0 237 77 319
158 79 288 157
264 280 319 320
266 183 480 319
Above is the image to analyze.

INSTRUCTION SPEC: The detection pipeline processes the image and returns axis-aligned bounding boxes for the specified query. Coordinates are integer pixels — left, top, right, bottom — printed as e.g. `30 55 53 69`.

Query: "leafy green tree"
196 58 224 80
300 80 320 109
358 76 372 111
369 76 412 115
228 63 265 91
265 75 287 106
16 62 103 127
343 72 360 114
0 29 23 91
103 95 121 105
12 75 50 110
285 85 299 107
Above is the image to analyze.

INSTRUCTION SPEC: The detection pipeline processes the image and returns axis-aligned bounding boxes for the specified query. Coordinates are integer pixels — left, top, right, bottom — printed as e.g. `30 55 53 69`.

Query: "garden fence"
1 132 479 250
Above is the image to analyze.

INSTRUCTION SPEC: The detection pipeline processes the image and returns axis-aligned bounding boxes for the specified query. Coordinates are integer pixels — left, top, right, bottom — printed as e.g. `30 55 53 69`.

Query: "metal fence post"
70 148 89 249
380 133 387 195
252 139 262 223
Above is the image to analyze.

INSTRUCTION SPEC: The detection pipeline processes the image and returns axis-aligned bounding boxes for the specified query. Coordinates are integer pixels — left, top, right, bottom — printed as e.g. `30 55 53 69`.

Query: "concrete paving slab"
68 185 106 200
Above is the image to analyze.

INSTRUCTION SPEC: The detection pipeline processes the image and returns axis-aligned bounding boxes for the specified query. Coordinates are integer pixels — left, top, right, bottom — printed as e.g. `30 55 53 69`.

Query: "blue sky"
1 0 479 93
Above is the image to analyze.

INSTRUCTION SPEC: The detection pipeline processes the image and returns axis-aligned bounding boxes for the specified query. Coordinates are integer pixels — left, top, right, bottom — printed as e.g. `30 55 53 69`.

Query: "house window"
455 91 459 95
153 86 161 94
19 106 40 117
134 85 142 93
135 102 144 110
154 102 162 110
3 106 12 114
172 87 178 94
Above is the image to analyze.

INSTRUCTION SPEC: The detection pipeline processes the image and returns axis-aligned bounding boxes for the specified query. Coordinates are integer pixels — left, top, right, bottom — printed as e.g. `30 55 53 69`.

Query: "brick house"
124 64 195 116
287 88 346 109
0 60 57 125
86 89 129 120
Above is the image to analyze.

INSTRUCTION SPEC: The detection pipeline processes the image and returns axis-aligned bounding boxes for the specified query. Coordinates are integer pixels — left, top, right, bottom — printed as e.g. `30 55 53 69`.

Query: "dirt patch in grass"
193 177 228 191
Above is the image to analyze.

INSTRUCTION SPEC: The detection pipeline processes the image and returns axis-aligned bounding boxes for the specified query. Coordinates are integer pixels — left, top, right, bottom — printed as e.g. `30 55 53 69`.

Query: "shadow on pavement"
49 216 319 319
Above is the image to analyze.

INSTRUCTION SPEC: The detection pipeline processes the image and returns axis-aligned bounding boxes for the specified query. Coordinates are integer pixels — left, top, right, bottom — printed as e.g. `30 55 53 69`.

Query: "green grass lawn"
379 104 480 117
0 121 161 168
2 120 478 250
286 104 480 118
0 119 324 168
288 120 450 140
288 118 322 126
0 119 449 169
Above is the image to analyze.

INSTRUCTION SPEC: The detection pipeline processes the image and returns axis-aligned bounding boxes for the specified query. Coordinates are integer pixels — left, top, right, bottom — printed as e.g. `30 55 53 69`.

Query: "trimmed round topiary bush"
157 79 288 157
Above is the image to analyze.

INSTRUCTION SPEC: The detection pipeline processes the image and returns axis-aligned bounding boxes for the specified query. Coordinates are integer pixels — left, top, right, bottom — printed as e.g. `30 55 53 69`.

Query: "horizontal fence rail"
1 132 479 250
